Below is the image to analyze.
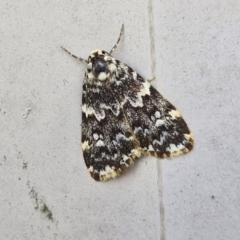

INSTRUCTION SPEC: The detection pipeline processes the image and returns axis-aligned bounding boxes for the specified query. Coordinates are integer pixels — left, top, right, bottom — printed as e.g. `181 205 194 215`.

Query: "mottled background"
1 1 240 239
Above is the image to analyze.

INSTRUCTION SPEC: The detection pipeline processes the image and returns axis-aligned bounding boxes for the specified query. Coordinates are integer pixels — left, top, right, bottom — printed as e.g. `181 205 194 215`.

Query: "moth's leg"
109 24 124 55
147 77 155 82
61 46 88 63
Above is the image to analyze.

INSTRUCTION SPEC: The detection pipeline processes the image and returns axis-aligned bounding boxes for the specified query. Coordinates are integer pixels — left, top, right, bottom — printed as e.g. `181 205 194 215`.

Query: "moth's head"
86 49 116 81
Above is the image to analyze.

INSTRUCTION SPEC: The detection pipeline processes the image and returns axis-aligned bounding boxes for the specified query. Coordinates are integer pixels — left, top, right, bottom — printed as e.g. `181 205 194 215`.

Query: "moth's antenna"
109 24 124 55
61 46 88 63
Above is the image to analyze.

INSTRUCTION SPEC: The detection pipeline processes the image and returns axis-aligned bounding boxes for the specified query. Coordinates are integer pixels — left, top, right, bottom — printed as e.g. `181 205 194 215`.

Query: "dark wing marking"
109 61 193 158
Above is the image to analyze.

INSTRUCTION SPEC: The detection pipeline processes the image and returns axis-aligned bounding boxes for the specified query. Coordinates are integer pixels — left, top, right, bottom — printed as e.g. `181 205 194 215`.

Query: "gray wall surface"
1 1 240 239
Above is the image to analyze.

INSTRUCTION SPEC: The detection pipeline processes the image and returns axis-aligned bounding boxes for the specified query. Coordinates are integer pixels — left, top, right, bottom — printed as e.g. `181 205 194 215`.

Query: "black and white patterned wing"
109 60 194 158
81 74 141 181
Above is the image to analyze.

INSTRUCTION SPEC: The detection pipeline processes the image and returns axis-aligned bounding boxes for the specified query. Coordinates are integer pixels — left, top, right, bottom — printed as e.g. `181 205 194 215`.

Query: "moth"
61 24 193 181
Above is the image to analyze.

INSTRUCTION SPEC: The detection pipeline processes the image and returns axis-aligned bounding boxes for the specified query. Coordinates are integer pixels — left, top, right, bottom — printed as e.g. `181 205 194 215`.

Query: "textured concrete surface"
1 1 240 240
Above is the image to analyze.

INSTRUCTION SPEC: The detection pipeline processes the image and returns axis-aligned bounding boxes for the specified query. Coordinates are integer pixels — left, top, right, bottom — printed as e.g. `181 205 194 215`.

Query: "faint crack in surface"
148 0 166 239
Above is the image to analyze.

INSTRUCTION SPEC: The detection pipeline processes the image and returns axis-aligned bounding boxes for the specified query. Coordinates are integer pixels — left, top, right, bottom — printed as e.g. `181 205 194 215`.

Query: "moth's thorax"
86 49 117 82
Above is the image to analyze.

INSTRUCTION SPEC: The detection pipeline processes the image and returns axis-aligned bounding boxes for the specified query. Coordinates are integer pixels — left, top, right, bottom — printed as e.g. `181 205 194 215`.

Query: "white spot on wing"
88 166 94 173
151 116 155 121
148 145 154 151
155 111 161 118
116 133 133 142
82 104 105 121
169 109 181 119
132 71 137 80
96 140 105 147
99 102 120 116
127 80 151 107
87 72 94 79
99 165 118 180
131 148 141 157
134 126 142 134
153 131 170 146
122 154 129 161
139 81 151 96
184 133 194 141
82 141 89 150
93 133 99 140
156 119 165 127
167 143 185 153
